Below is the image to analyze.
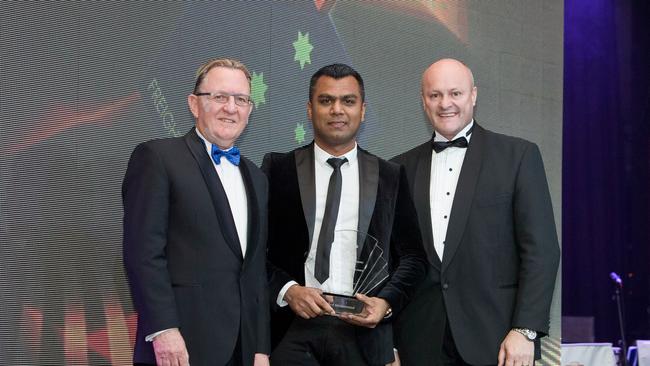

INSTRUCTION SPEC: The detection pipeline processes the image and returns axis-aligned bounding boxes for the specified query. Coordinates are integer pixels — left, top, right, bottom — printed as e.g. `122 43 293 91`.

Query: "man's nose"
223 96 238 113
440 94 452 108
330 100 343 114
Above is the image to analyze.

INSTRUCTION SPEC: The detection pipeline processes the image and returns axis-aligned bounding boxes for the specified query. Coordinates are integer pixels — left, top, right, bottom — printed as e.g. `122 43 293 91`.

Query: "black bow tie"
432 137 469 153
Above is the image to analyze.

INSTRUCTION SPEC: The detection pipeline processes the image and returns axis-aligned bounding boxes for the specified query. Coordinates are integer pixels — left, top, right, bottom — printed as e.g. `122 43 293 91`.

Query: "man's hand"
339 294 390 328
253 353 270 366
152 328 189 366
284 284 335 318
497 330 534 366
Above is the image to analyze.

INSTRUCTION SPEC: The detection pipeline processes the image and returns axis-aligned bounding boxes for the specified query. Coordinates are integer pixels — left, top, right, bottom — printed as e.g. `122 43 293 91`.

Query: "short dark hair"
309 63 365 102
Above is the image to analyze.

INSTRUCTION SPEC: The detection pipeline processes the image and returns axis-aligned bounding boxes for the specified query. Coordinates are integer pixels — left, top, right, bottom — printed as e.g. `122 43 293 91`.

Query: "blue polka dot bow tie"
211 145 240 166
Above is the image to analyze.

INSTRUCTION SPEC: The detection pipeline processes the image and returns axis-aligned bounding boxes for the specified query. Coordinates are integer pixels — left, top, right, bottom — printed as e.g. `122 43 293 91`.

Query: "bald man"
391 59 560 366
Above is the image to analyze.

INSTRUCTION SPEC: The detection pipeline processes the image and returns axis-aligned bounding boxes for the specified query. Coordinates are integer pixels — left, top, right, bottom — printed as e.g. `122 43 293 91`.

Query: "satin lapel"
441 124 485 272
238 158 259 265
184 130 243 260
294 144 316 245
356 148 378 258
412 143 440 269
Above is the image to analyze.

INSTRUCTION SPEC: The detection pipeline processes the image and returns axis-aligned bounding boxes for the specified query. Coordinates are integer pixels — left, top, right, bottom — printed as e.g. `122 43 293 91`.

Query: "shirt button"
449 168 453 172
444 215 448 219
446 192 450 195
442 283 449 290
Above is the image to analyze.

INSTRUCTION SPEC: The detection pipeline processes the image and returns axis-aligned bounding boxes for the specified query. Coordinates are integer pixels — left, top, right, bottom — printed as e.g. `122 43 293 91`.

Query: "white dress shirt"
430 120 474 260
196 129 248 257
277 142 360 305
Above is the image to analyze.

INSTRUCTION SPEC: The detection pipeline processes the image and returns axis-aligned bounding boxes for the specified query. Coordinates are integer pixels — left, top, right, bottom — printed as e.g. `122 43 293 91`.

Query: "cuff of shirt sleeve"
145 328 175 342
277 281 299 307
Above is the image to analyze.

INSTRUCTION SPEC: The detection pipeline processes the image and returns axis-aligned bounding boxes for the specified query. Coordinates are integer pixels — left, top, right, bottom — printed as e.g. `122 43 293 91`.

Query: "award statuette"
322 230 389 315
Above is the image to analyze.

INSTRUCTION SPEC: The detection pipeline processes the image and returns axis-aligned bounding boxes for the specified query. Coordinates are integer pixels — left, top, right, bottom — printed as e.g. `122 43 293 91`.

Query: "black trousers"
270 316 370 366
441 318 497 366
225 332 243 366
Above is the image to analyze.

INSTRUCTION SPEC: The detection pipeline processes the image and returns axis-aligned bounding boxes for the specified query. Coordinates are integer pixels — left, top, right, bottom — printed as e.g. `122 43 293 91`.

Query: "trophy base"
322 292 364 314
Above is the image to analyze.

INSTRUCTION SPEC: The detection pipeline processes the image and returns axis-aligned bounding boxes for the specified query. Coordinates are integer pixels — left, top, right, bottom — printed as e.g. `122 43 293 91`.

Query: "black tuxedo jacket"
392 123 560 365
262 143 427 365
123 128 270 365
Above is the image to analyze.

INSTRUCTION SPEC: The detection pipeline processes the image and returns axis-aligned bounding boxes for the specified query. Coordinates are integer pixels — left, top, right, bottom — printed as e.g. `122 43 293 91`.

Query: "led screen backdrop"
0 1 563 364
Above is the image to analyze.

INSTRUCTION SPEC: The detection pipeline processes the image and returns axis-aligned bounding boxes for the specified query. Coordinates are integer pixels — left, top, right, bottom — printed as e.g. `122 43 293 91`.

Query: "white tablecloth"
562 343 617 366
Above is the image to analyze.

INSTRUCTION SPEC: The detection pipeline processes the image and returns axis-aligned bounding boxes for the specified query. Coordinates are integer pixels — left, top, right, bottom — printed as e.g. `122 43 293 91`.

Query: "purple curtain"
563 0 650 343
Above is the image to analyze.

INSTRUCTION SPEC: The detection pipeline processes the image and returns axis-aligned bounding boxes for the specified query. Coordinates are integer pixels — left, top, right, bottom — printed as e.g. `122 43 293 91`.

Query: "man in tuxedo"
123 58 270 366
262 64 427 366
392 58 560 366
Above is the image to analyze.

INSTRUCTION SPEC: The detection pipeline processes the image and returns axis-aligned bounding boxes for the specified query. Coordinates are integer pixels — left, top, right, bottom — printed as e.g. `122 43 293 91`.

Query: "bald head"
420 58 477 140
421 58 475 93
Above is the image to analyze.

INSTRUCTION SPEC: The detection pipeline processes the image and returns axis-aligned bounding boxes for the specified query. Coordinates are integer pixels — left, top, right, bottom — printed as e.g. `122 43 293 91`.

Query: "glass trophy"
322 230 389 315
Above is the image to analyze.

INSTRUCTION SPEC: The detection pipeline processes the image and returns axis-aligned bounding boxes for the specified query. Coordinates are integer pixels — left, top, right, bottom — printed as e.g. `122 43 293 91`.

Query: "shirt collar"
314 141 358 168
195 128 235 156
433 119 474 143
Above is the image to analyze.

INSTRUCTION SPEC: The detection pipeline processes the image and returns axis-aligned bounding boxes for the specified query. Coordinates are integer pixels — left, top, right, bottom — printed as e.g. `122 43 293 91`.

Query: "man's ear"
188 94 199 118
471 86 477 107
244 106 252 123
307 100 313 122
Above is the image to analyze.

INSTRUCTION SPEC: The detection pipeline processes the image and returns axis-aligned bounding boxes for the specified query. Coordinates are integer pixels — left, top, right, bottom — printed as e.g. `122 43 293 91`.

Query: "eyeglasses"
194 92 252 107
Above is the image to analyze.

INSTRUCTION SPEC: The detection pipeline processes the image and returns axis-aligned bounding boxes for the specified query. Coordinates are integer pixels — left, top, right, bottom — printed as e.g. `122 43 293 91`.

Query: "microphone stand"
612 274 628 366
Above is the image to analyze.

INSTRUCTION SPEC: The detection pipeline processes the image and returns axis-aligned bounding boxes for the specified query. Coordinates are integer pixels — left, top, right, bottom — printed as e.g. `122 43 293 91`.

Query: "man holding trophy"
262 63 427 365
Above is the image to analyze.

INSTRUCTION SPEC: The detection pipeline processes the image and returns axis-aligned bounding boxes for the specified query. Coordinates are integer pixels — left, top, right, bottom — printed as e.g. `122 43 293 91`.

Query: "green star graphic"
250 71 267 109
293 31 314 70
294 123 306 144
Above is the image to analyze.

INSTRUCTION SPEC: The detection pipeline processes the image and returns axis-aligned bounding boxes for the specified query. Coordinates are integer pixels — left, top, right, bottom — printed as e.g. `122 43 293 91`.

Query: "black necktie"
314 157 348 284
432 137 469 153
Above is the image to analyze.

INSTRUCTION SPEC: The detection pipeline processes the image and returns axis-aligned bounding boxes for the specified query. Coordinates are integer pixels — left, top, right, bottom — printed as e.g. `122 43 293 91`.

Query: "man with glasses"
123 58 270 366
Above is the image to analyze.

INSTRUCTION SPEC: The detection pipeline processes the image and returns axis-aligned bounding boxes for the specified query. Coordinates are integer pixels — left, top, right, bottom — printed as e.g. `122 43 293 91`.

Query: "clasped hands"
284 284 390 328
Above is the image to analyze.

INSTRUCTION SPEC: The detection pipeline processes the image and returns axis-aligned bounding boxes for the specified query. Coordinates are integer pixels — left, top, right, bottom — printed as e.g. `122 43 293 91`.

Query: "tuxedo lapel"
238 159 260 264
294 144 316 245
184 129 243 260
357 148 378 258
412 143 440 269
441 124 485 272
